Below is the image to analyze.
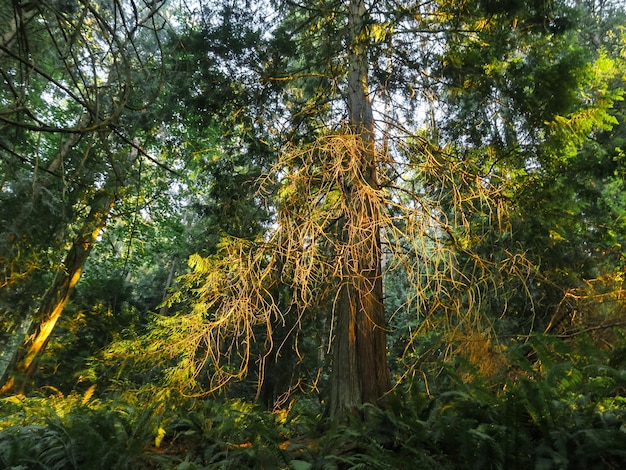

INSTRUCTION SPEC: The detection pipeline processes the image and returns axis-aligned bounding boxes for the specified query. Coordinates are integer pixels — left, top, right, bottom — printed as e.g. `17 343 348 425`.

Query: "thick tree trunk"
327 0 391 419
0 190 115 395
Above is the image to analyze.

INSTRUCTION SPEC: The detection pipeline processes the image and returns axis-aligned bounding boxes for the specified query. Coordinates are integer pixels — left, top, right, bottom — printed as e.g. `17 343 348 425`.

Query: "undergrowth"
1 334 626 469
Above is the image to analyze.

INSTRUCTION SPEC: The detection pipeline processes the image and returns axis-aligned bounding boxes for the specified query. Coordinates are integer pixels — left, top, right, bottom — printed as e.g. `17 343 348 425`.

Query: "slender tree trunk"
0 120 92 394
0 190 115 395
0 317 33 388
257 309 297 409
1 2 38 53
327 0 391 419
158 255 178 315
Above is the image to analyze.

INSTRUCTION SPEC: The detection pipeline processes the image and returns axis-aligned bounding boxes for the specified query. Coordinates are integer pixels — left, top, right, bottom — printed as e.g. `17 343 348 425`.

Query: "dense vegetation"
1 0 626 467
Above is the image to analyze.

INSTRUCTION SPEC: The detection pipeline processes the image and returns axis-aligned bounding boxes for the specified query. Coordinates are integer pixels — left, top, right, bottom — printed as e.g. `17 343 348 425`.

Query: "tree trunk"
1 2 38 53
257 309 297 409
158 255 178 315
0 190 115 395
327 0 391 419
0 316 33 389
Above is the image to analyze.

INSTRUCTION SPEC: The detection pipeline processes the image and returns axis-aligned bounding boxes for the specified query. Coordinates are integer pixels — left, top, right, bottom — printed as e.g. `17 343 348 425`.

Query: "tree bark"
158 255 178 315
0 116 92 394
0 189 115 395
327 0 391 419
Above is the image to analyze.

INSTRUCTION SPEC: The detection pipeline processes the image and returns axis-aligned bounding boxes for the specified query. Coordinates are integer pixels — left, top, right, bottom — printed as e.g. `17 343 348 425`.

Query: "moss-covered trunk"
0 190 115 395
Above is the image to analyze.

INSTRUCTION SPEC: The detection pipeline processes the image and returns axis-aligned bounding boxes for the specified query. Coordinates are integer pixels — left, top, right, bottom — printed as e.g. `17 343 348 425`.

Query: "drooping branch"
153 131 534 399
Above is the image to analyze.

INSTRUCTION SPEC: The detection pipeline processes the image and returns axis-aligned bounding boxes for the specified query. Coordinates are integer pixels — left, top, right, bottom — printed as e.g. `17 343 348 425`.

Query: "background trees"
0 0 169 392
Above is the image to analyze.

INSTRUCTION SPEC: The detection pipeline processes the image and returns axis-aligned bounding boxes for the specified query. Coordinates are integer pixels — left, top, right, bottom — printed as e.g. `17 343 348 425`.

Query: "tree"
157 0 540 418
325 0 391 417
432 0 626 337
0 0 168 393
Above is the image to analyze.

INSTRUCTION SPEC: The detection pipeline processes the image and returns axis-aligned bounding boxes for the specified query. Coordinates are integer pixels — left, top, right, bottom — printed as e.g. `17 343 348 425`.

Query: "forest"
1 0 626 468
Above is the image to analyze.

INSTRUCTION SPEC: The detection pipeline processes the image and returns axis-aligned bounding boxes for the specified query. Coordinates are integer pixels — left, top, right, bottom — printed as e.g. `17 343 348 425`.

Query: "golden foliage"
546 273 626 344
158 131 536 394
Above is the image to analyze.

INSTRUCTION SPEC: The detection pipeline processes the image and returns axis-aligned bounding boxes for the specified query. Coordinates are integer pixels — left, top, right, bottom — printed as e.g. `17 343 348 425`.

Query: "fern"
0 395 175 470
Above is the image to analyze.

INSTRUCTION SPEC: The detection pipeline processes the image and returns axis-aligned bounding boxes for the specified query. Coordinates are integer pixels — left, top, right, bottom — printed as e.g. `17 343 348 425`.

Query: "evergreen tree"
162 0 597 418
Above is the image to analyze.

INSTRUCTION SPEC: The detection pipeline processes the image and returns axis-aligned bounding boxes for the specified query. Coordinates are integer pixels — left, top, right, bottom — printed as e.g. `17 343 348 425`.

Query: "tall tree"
119 0 625 422
326 0 391 417
431 0 626 336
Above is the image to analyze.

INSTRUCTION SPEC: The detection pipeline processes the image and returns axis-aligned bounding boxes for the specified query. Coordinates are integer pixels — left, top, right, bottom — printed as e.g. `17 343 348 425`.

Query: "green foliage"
420 334 626 469
2 333 626 469
0 393 167 470
164 399 294 469
3 0 626 468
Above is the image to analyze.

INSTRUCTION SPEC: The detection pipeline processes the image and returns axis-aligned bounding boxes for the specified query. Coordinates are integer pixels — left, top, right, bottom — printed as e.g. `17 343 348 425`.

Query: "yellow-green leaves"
547 53 624 156
368 22 393 44
155 426 167 448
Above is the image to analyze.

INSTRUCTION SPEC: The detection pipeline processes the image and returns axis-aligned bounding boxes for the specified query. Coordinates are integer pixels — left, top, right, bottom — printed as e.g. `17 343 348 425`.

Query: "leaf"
81 385 97 405
290 460 313 470
368 23 392 43
155 426 166 448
